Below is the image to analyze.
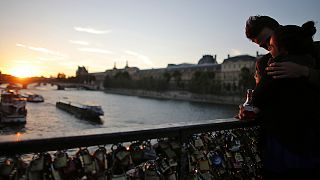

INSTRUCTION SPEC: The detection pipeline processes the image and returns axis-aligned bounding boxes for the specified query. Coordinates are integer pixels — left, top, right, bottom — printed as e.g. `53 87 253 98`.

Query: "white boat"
0 89 27 124
25 93 44 102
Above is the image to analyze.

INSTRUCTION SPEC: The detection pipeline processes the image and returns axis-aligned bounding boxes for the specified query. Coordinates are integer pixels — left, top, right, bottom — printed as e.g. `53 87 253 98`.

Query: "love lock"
0 157 15 177
53 150 68 169
29 153 45 172
94 146 108 173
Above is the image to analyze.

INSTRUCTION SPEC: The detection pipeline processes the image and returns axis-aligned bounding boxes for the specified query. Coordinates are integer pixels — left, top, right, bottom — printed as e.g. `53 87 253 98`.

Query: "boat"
24 93 44 102
56 101 104 123
0 89 27 124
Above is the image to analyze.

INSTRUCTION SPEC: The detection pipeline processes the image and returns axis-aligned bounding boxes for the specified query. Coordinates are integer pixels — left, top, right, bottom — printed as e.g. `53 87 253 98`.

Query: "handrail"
0 119 258 155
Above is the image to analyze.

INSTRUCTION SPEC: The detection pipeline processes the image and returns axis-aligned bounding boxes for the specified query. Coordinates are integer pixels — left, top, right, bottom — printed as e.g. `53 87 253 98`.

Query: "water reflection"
0 84 237 139
0 124 26 135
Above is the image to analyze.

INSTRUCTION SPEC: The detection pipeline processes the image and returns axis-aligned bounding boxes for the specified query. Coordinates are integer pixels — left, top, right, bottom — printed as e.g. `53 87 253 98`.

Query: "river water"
0 84 238 141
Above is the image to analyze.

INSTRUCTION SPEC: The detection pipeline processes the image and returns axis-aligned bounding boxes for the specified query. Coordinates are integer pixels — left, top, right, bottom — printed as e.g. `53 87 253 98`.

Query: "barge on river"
56 101 104 123
0 89 27 124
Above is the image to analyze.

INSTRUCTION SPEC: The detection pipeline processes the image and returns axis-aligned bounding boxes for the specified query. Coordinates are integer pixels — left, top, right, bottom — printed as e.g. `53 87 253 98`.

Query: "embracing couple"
239 15 320 179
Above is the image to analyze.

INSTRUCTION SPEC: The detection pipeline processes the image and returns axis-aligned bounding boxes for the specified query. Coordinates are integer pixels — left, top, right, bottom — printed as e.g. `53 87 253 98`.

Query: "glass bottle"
242 89 255 120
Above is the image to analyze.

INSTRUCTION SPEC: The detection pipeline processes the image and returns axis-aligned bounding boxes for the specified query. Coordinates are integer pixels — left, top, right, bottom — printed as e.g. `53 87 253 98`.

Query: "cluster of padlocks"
0 127 262 180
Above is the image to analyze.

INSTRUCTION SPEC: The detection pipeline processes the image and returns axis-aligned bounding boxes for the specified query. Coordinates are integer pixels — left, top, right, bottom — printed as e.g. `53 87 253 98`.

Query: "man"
237 15 320 119
245 15 320 88
243 15 320 179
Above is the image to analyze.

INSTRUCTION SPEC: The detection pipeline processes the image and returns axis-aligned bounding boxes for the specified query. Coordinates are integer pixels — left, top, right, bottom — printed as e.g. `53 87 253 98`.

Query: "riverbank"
104 88 243 105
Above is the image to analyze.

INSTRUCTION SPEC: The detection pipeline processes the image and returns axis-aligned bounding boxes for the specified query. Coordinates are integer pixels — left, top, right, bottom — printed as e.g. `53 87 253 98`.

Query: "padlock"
0 158 15 176
29 154 44 172
164 169 177 180
169 141 180 150
163 148 177 159
129 142 144 164
168 158 178 167
233 161 242 169
27 169 43 180
193 150 204 160
142 142 157 160
199 171 214 180
116 150 130 162
208 152 223 167
158 140 170 149
198 159 210 172
53 150 68 169
94 146 108 172
50 164 62 180
156 157 170 174
194 138 204 148
62 157 78 178
234 152 244 162
126 166 144 179
77 148 97 175
144 160 162 180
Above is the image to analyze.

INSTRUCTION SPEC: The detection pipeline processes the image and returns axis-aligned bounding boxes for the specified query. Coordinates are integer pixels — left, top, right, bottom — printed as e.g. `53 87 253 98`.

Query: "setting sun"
7 66 40 78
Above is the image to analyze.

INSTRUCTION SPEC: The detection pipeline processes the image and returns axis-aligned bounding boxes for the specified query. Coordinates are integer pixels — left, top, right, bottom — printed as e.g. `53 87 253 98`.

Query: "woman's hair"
272 21 316 55
245 15 280 39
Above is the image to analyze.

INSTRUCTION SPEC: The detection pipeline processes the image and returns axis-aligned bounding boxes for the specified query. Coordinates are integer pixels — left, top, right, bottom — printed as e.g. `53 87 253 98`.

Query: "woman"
252 21 320 179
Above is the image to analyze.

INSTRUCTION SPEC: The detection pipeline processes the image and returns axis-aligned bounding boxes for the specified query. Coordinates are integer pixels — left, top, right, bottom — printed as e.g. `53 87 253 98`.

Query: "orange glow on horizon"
7 66 40 78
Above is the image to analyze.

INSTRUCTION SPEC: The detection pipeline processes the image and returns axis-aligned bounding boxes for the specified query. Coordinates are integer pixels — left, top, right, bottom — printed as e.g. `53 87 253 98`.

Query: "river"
0 84 238 141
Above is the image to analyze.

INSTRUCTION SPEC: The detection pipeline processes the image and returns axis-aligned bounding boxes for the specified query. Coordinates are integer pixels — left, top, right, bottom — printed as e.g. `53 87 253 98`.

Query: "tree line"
103 68 255 95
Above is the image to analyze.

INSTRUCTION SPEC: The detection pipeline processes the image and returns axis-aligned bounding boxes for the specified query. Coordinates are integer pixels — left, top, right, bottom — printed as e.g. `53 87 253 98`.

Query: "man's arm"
266 61 320 88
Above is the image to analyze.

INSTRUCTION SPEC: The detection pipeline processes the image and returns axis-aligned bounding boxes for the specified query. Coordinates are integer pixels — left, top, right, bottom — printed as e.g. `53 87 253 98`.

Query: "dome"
198 55 217 64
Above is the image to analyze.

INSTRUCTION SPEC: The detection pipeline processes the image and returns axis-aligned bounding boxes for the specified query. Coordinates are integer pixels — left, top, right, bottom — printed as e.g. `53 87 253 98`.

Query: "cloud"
38 56 67 61
28 46 58 55
16 43 67 59
230 49 241 56
16 43 26 47
74 26 111 34
78 48 113 54
124 50 153 66
69 40 89 45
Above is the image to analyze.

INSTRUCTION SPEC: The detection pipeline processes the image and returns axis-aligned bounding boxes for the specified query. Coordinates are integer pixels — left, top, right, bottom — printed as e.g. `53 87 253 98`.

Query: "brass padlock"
199 159 210 172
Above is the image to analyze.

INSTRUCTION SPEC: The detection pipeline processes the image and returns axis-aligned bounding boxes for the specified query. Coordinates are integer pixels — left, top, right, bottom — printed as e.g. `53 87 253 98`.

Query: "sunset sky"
1 0 319 77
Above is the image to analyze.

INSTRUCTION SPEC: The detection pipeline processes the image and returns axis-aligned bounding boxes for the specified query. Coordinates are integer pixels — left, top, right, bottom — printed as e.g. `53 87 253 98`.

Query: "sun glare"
7 66 40 78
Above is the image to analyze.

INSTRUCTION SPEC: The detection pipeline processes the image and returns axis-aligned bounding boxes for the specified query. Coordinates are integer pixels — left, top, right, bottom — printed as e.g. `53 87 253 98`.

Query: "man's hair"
245 15 280 39
273 21 316 55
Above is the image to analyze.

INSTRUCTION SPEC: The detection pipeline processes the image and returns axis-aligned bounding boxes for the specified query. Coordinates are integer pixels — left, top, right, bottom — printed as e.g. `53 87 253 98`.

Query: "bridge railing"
0 119 261 179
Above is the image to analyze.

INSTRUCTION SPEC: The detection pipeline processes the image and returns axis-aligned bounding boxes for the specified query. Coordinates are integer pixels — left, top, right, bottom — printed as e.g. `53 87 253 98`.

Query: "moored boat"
0 89 27 124
24 93 44 102
56 101 104 123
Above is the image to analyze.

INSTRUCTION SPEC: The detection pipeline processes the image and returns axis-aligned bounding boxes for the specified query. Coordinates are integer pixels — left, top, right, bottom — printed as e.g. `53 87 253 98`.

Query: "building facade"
87 54 257 91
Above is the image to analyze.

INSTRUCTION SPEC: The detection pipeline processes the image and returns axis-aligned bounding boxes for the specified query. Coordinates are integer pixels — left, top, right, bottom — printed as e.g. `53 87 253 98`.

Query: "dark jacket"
256 41 320 88
252 54 320 155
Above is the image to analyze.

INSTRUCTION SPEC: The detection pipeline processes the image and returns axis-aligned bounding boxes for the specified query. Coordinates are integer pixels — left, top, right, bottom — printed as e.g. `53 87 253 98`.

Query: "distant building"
76 66 88 77
86 54 257 91
198 54 217 64
221 54 256 90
